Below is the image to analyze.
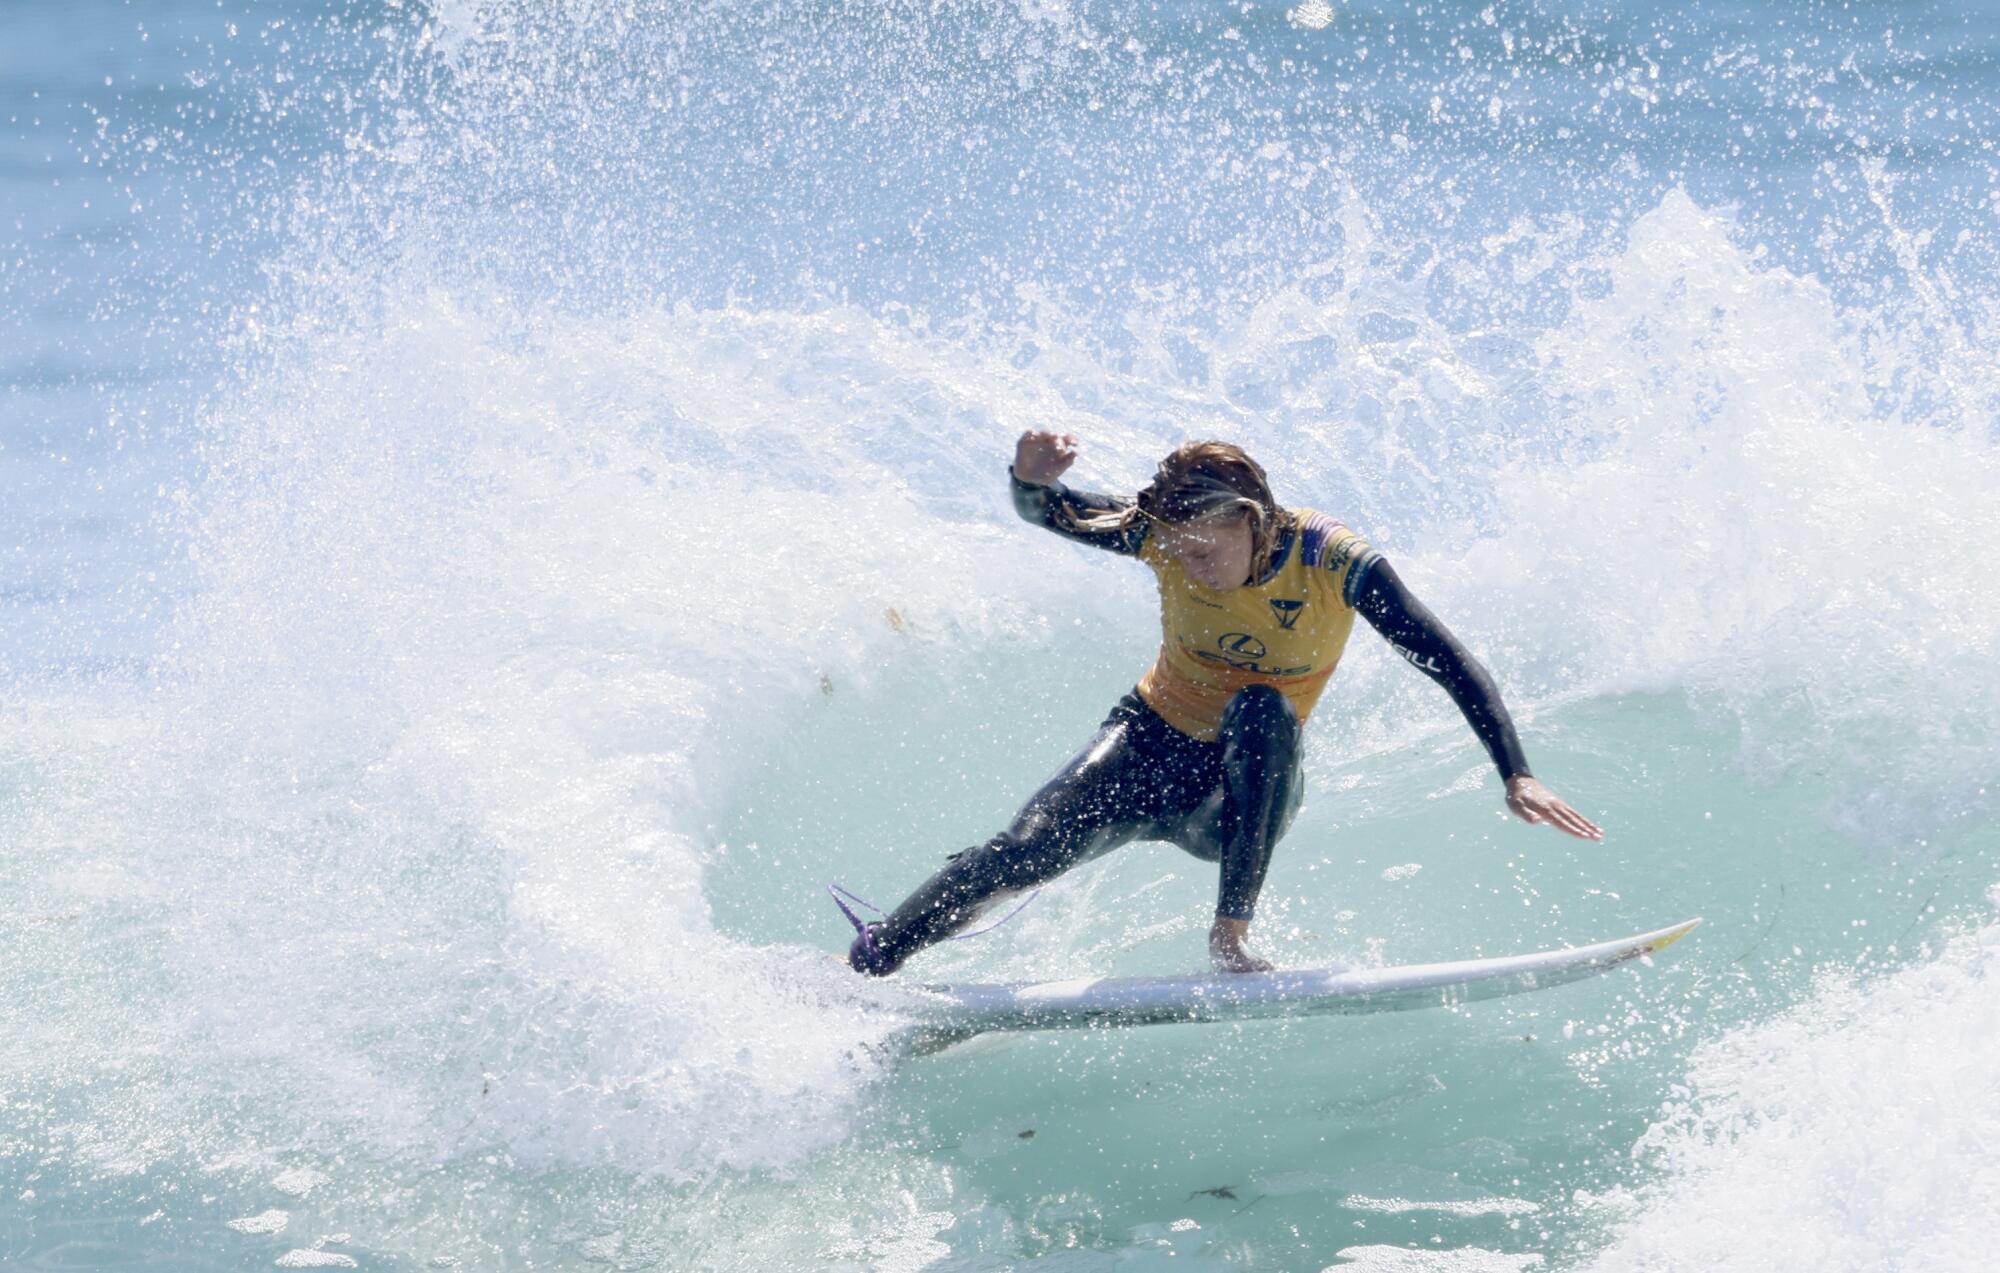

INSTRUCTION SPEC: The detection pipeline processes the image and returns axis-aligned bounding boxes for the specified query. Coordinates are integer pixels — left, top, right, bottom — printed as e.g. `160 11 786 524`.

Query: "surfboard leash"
827 881 1041 944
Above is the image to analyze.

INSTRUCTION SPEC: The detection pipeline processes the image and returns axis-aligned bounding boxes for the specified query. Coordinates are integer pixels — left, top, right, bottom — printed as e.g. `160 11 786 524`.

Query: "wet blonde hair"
1065 440 1290 570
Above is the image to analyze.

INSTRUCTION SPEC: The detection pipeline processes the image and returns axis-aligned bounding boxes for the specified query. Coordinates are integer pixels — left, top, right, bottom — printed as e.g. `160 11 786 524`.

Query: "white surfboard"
901 918 1700 1041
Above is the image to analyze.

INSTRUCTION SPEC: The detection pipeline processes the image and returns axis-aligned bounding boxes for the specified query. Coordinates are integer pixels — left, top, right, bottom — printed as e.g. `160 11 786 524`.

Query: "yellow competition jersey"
1135 511 1380 741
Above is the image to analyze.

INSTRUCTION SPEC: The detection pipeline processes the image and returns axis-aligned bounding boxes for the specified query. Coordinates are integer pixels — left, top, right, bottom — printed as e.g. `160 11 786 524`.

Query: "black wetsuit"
847 471 1530 976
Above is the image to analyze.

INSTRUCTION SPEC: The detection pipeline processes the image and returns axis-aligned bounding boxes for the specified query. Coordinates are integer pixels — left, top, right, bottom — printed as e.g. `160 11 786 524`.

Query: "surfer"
845 432 1602 976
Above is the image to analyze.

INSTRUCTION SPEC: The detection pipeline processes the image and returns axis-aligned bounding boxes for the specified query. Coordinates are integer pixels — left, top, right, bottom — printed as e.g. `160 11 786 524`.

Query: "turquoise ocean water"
4 1 1999 1269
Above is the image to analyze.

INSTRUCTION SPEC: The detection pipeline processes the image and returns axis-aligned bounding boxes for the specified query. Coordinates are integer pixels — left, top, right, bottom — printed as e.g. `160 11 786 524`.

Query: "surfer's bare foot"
1208 917 1273 973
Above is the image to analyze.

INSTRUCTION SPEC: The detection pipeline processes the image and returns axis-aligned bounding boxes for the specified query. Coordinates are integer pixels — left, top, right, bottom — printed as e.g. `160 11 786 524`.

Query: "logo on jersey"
1218 632 1268 659
1268 598 1305 630
1321 533 1359 573
1195 631 1310 675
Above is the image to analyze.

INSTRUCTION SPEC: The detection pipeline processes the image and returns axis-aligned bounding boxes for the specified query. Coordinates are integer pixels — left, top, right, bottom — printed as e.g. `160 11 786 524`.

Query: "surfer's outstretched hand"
1505 776 1604 841
1014 429 1078 485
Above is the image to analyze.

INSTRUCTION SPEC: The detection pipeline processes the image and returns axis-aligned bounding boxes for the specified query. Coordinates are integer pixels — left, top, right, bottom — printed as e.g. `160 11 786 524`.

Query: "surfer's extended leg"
851 695 1214 975
1213 684 1303 924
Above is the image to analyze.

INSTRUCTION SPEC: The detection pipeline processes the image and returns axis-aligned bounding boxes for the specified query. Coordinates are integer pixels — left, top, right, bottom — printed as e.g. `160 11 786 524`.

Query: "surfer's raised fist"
1013 430 1078 486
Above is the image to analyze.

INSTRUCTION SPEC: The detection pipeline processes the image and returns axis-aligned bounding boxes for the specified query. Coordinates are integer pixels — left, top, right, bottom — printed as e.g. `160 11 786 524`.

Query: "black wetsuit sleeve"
1008 465 1149 556
1354 558 1532 783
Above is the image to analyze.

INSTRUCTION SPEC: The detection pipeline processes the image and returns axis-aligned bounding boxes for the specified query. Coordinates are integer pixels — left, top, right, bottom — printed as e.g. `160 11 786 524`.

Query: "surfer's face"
1159 510 1255 590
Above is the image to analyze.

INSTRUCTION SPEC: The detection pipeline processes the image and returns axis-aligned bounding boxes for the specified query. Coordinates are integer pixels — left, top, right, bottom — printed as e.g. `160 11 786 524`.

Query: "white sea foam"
1326 1246 1543 1271
271 1168 328 1198
107 295 1126 1177
1304 190 2000 844
1582 905 2000 1270
275 1252 358 1270
1343 1193 1538 1219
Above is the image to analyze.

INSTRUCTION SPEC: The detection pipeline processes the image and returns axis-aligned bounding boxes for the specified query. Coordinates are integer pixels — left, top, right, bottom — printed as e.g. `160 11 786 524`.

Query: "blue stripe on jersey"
1299 512 1341 568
